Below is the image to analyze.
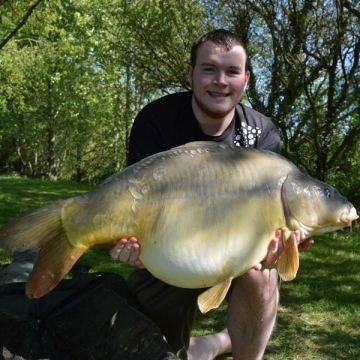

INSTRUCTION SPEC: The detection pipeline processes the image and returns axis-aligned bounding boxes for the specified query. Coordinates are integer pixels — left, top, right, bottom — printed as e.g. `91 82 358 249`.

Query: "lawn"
0 175 359 359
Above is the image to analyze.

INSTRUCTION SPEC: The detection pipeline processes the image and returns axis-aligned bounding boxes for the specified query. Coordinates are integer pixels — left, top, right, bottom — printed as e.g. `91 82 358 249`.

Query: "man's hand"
109 237 145 269
298 238 314 251
253 229 314 271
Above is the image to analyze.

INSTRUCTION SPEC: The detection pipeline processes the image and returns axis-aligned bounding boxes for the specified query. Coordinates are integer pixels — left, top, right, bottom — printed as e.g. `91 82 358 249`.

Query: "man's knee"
230 269 279 305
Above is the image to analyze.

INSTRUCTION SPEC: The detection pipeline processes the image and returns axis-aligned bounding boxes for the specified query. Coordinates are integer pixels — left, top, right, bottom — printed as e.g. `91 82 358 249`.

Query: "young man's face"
188 42 250 120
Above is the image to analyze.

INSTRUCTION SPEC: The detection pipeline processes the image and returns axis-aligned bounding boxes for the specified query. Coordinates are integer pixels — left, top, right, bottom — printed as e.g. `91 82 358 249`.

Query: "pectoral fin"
197 277 233 314
277 232 299 281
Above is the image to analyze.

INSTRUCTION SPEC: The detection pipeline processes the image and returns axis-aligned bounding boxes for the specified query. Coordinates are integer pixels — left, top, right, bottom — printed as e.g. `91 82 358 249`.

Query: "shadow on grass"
281 231 360 306
269 230 360 359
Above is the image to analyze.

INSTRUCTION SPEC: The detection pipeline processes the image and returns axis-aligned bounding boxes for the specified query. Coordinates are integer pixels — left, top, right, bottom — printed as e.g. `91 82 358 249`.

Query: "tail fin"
0 200 69 252
26 231 88 298
0 199 88 298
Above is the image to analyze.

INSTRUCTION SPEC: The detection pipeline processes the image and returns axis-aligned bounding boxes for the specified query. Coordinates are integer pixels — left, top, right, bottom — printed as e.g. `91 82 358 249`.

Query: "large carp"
0 142 357 313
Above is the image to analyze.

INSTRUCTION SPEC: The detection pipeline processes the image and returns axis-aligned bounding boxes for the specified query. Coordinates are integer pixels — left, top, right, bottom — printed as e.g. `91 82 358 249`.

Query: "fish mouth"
340 207 359 228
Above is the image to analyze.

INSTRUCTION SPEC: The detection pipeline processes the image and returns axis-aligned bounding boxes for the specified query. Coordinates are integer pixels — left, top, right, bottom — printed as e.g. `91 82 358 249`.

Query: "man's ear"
187 65 193 86
244 70 250 91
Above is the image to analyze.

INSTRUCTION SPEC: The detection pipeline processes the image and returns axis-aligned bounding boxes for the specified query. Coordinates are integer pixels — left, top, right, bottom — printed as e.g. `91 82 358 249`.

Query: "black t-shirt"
127 91 280 166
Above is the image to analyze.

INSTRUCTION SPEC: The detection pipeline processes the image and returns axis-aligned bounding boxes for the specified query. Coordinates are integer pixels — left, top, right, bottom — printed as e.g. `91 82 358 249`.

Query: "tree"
0 0 44 50
0 0 208 181
218 0 360 185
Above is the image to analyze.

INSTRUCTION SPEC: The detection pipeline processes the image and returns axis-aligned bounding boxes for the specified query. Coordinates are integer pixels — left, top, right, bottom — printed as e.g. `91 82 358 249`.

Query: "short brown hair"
190 29 249 71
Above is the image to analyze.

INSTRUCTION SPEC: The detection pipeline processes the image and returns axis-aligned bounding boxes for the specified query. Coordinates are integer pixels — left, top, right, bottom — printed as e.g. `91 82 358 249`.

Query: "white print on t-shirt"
234 122 262 147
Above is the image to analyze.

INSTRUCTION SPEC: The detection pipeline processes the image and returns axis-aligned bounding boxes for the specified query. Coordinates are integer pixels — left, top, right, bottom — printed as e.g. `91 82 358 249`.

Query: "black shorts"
127 269 203 358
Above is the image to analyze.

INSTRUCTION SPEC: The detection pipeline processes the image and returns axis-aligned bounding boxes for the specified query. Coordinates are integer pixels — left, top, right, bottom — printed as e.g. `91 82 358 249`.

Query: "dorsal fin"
172 141 224 151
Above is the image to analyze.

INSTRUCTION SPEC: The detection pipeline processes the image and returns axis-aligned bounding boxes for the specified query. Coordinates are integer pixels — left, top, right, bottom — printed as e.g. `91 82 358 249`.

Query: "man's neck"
192 100 235 136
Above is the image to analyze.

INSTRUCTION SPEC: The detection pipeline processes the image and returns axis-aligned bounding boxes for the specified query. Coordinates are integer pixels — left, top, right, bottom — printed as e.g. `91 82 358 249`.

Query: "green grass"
0 175 359 359
0 175 134 277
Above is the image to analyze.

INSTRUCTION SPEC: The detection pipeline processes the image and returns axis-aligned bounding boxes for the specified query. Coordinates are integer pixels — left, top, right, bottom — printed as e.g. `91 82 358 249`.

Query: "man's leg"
187 328 231 360
127 269 201 359
187 268 279 360
227 268 279 360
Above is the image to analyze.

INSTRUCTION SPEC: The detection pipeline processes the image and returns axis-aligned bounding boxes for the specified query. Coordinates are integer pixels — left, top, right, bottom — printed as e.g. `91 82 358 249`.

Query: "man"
110 29 312 360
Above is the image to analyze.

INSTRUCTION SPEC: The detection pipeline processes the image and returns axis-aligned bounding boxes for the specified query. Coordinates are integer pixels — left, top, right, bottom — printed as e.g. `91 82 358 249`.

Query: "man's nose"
213 71 227 85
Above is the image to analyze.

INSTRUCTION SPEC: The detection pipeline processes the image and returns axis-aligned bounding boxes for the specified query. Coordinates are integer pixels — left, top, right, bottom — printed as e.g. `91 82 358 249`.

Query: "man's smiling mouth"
208 92 230 97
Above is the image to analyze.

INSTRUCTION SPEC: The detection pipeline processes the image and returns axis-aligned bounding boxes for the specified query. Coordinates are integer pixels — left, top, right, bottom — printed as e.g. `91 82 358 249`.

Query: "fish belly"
137 194 283 289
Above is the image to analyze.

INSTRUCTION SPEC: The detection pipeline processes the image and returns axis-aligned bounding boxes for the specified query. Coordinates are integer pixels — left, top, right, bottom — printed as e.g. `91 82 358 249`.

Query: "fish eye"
324 188 332 198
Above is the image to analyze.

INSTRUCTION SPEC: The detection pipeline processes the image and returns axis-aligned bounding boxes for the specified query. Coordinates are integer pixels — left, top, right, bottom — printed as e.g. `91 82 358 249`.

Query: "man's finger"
266 238 279 264
109 240 127 259
299 238 314 251
128 243 140 264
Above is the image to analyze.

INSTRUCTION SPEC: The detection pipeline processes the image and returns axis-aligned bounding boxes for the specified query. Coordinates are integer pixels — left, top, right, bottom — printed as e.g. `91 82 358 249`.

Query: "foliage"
217 0 360 183
0 0 43 51
0 0 207 181
0 0 359 195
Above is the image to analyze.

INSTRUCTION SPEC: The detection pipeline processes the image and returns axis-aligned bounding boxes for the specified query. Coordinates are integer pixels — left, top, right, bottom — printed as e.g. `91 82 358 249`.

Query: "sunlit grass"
0 175 359 359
